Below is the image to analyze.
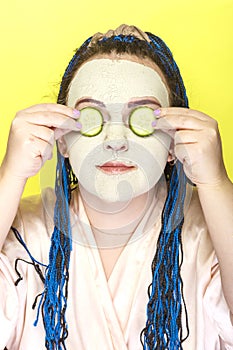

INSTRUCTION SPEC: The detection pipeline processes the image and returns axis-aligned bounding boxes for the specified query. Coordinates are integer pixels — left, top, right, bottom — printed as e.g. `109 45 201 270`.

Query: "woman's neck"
70 182 166 278
78 185 157 233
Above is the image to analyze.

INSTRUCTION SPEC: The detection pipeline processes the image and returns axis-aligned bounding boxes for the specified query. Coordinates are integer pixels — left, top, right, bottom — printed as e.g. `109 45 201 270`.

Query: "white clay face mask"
68 58 169 107
64 59 171 203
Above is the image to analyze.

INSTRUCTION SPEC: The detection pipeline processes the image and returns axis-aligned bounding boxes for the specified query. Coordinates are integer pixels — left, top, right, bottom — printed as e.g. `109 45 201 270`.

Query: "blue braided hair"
38 29 189 349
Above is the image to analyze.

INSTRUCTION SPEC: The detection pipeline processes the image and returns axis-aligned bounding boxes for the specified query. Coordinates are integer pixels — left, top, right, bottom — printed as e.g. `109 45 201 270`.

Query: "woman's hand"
1 103 81 181
153 107 228 188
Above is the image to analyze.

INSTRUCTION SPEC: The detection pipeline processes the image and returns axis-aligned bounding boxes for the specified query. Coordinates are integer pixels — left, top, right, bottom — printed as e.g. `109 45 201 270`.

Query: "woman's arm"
0 164 26 250
0 103 80 250
153 107 233 316
198 177 233 316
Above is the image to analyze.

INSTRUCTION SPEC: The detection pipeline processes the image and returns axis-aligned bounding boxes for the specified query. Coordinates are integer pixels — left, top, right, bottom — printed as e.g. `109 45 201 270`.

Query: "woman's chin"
79 181 155 213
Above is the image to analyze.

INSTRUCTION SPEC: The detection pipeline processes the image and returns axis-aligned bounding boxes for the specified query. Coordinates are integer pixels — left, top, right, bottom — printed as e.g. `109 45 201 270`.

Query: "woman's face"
63 54 171 202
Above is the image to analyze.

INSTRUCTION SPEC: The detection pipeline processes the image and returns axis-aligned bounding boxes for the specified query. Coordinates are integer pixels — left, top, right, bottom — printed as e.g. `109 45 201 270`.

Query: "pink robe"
0 187 233 349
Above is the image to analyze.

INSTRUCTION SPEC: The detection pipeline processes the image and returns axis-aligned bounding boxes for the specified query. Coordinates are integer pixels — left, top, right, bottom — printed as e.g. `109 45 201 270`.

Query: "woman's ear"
167 139 175 162
167 152 174 162
57 137 69 158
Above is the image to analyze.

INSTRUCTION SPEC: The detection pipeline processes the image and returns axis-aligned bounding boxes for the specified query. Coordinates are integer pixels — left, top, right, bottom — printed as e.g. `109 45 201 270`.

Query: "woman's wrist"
0 158 27 189
196 171 231 193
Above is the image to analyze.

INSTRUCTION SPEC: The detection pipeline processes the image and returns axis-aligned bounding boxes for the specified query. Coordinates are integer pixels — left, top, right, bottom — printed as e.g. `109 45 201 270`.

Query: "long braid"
40 152 72 349
140 162 189 349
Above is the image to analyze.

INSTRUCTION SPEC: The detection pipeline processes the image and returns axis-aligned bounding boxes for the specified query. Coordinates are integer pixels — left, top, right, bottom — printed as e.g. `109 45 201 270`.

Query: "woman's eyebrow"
75 98 106 108
74 97 161 109
127 98 161 108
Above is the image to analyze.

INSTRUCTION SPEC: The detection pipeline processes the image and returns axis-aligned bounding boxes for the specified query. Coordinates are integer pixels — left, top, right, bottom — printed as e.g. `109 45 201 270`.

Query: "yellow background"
0 0 232 197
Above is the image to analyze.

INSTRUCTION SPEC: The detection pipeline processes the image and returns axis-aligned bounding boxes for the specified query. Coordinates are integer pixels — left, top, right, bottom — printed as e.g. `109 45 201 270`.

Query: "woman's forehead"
81 52 165 76
67 58 169 108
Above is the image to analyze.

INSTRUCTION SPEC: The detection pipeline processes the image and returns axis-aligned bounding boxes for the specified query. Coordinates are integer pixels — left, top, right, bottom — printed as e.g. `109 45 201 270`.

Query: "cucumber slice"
79 107 103 137
129 107 155 136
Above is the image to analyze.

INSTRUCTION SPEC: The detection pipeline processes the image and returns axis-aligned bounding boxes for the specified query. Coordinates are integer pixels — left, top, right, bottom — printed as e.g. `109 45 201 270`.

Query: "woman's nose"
103 124 128 153
104 138 128 152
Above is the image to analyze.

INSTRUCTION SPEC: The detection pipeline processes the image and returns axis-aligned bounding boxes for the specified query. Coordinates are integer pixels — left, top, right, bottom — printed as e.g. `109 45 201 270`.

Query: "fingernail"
154 109 161 116
152 120 157 127
76 122 82 129
73 109 80 117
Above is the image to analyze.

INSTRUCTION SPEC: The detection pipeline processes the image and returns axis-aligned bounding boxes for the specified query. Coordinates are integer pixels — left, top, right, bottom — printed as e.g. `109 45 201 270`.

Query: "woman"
0 24 233 350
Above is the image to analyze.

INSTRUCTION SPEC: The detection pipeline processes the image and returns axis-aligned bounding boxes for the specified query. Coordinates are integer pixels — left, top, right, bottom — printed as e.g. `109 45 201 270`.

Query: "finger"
30 125 55 147
174 130 200 145
30 137 54 165
18 103 80 120
153 113 207 131
54 127 82 140
153 128 176 139
156 107 212 122
20 111 81 131
174 143 197 165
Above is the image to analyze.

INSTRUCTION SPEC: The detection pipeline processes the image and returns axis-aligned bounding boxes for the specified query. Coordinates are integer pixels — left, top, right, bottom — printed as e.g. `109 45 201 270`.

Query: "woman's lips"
96 161 137 175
